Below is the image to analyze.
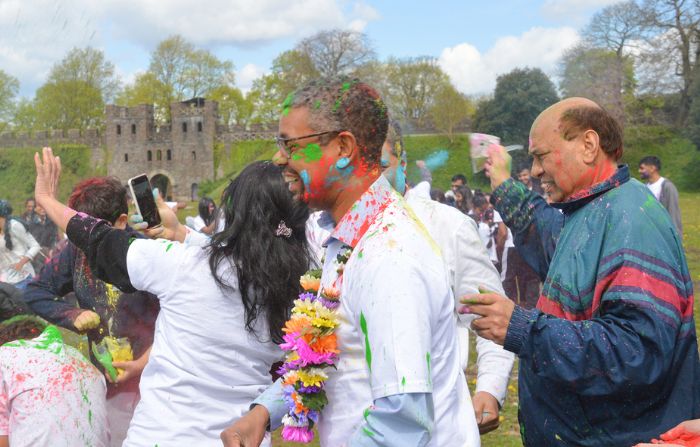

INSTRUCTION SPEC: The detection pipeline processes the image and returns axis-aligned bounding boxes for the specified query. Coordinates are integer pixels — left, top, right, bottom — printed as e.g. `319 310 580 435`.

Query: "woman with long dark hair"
33 149 310 446
454 185 473 215
190 196 217 234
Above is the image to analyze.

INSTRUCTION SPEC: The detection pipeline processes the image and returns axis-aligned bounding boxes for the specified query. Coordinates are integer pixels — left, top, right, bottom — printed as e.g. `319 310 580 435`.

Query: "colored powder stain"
313 99 321 109
360 312 372 371
401 376 406 387
425 150 450 171
363 407 371 421
105 283 120 310
362 427 375 437
281 92 294 116
165 243 173 252
555 434 562 441
127 237 137 246
426 352 432 384
88 409 93 427
300 170 312 194
358 250 363 259
303 143 323 162
342 82 351 92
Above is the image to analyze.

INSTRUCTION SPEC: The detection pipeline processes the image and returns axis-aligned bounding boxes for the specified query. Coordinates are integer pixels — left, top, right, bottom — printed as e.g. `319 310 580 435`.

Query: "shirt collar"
551 164 630 214
326 175 396 248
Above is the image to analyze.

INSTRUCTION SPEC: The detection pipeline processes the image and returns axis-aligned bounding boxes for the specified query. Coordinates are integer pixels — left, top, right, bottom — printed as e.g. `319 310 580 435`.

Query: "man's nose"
531 159 543 178
272 149 289 166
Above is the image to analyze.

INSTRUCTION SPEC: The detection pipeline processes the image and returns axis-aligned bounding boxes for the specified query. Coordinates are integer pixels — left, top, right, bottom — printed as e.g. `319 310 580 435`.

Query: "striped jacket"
491 165 700 446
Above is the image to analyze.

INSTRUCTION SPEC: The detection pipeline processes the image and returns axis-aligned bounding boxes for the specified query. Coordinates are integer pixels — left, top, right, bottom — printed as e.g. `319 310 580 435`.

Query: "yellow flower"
297 369 328 387
293 300 339 330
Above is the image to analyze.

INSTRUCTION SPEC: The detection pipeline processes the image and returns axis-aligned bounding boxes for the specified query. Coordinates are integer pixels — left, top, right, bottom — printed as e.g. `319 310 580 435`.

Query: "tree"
0 70 19 129
247 74 285 125
473 67 559 147
559 45 636 125
297 29 376 77
429 83 473 141
116 72 173 123
384 57 451 129
208 85 253 127
33 47 119 130
149 35 234 101
583 0 647 56
12 98 38 131
34 80 104 130
639 0 700 125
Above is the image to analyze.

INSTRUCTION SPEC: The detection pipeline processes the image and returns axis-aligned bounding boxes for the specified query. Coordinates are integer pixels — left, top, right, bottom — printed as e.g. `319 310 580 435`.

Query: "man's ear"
581 129 601 164
113 213 129 230
336 131 358 161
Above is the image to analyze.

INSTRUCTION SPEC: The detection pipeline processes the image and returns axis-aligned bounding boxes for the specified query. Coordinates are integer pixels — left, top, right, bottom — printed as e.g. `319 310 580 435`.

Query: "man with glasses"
222 78 476 446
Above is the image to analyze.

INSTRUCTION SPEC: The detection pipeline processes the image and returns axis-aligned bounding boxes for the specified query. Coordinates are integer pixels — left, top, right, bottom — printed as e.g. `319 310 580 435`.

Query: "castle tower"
105 99 217 201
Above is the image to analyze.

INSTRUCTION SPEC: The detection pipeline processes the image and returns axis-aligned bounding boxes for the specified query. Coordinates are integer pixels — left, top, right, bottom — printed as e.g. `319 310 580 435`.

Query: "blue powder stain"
300 170 312 193
395 164 406 194
425 149 449 171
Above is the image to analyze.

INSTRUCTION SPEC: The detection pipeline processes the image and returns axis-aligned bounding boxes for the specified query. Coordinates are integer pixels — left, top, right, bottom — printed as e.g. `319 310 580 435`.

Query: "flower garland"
279 245 353 443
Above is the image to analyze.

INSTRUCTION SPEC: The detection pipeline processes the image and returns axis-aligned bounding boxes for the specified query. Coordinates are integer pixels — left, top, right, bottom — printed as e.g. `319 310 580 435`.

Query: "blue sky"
0 0 619 98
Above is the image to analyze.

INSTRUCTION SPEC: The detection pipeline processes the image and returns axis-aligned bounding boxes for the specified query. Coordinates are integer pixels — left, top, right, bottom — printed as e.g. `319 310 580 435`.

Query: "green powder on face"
281 93 295 116
360 312 372 371
291 143 323 162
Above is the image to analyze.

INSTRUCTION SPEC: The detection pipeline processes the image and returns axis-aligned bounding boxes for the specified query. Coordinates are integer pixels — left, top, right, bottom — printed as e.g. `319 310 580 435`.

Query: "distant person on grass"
638 155 682 234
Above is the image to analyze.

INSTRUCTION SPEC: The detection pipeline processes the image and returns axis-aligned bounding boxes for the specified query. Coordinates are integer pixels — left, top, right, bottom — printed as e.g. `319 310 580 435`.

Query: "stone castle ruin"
0 98 275 201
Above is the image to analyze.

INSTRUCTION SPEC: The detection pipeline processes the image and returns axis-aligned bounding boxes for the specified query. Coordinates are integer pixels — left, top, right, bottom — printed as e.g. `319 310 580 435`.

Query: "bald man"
461 98 700 446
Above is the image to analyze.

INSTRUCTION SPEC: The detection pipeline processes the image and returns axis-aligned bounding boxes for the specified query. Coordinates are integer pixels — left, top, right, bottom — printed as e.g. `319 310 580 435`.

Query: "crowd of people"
0 77 696 447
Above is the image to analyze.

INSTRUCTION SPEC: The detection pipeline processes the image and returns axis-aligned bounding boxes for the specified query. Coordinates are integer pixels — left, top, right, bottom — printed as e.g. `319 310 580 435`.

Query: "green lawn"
273 192 700 447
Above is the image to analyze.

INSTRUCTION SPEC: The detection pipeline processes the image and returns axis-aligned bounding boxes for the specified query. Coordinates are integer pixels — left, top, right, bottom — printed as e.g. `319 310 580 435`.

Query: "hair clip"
275 220 292 238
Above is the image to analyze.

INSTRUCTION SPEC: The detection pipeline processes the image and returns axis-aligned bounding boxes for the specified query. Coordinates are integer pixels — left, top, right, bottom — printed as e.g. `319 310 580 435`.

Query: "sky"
0 0 621 99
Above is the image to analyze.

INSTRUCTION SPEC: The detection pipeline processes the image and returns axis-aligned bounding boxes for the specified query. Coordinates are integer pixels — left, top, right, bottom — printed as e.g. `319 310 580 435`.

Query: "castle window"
192 151 196 160
124 153 128 162
182 122 188 133
167 150 172 161
147 150 152 161
116 124 121 135
157 150 162 161
197 122 203 132
131 124 136 134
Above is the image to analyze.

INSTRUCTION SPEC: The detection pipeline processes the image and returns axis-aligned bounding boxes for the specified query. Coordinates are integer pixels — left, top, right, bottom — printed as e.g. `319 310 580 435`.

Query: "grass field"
272 192 700 447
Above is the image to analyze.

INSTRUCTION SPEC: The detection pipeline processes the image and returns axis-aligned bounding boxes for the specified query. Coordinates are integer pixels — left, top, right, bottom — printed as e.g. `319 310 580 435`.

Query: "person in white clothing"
224 78 475 446
33 154 312 447
0 201 40 288
0 316 108 447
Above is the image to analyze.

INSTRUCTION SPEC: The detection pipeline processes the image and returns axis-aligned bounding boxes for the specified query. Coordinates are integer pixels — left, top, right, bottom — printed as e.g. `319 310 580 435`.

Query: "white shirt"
0 220 40 284
0 325 108 447
125 239 280 446
317 176 476 446
306 211 331 268
191 215 207 232
406 196 514 405
647 176 665 200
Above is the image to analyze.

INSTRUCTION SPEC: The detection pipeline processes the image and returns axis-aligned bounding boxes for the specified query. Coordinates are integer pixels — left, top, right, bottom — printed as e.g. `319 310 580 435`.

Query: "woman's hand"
34 147 61 205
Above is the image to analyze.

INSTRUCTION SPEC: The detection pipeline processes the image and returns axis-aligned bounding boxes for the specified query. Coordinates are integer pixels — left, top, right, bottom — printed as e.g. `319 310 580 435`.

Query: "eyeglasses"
275 130 341 157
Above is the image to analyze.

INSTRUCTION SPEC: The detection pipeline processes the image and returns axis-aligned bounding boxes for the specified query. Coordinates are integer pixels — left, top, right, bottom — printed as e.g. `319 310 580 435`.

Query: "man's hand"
73 310 100 332
130 189 187 242
484 145 512 190
221 405 270 447
459 288 515 345
34 147 61 204
472 391 500 434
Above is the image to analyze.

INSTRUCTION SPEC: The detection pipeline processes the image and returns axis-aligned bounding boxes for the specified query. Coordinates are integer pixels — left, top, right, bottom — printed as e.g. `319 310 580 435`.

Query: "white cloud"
236 63 266 93
0 0 378 96
439 27 580 95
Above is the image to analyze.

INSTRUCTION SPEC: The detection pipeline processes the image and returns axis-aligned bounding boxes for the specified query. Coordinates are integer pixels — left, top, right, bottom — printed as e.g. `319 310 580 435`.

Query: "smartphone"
127 174 161 228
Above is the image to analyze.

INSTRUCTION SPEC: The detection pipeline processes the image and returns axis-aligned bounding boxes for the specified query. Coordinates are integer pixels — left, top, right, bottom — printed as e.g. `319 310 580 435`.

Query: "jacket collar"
551 165 630 214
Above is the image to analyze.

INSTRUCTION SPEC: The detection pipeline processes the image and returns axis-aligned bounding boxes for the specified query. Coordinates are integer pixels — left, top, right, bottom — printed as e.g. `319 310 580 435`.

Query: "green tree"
384 57 451 129
429 83 473 141
12 98 38 131
0 70 19 130
559 45 636 125
473 67 559 148
116 72 173 122
209 85 253 126
297 29 376 77
33 47 118 130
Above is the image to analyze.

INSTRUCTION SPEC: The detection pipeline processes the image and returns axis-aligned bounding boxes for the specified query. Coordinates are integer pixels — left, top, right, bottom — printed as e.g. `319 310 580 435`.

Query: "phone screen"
129 175 161 228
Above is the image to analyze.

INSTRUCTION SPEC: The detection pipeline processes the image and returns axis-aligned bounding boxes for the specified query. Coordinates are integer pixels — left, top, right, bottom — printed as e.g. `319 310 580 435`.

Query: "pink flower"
282 425 315 443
